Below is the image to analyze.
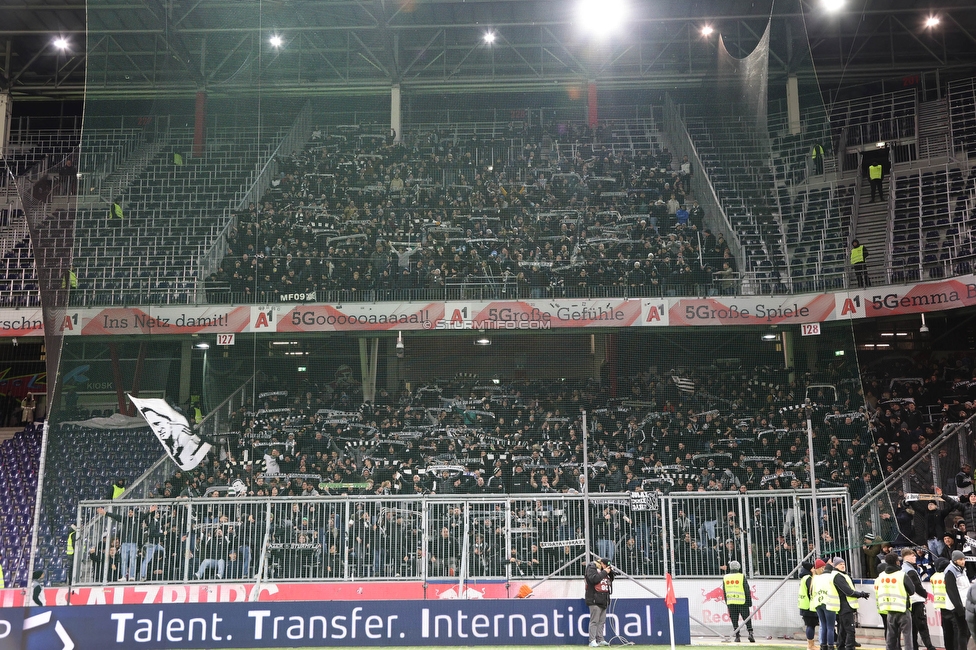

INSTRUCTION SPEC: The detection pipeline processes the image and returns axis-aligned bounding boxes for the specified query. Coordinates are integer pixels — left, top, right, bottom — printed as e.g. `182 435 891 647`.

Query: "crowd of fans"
75 362 868 583
70 347 976 585
205 122 738 302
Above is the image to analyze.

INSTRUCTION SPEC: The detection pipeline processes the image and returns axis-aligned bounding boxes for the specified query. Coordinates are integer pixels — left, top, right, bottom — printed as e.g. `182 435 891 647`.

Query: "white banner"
128 394 211 470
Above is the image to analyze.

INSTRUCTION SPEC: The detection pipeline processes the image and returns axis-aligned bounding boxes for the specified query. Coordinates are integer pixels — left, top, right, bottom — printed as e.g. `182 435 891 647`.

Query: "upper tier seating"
69 126 287 305
781 182 856 291
684 114 787 291
203 120 732 303
889 165 976 282
949 78 976 156
830 90 917 150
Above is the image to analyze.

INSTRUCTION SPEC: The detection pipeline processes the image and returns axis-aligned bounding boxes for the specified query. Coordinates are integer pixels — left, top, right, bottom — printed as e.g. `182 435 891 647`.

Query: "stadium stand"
949 77 976 156
889 164 976 282
68 121 295 306
781 181 855 292
830 89 917 152
682 112 787 292
201 118 730 303
0 425 41 588
33 424 161 584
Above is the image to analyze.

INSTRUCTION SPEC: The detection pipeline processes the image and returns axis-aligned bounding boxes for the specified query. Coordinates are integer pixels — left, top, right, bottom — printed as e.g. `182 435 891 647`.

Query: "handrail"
199 100 314 281
662 95 745 266
852 414 973 515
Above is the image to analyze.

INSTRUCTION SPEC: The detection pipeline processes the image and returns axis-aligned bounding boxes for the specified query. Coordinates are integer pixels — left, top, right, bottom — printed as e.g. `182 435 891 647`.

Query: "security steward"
107 478 125 499
830 556 870 650
814 560 838 650
723 560 755 642
812 143 825 175
945 550 971 650
798 560 824 650
869 161 885 202
932 558 955 650
65 525 76 586
850 240 869 288
876 552 915 650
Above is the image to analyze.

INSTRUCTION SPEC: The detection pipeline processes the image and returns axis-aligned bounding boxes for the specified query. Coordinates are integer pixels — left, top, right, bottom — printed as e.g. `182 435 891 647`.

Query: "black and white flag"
671 376 695 394
129 394 211 470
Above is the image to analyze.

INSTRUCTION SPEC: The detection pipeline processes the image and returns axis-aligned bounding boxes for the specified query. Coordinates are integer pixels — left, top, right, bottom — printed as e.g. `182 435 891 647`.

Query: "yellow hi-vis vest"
850 246 865 264
931 571 948 609
869 164 883 180
875 572 908 614
812 145 824 159
814 571 840 612
799 574 816 611
839 572 859 610
66 530 74 556
0 561 4 589
111 203 124 219
112 484 125 499
723 573 746 605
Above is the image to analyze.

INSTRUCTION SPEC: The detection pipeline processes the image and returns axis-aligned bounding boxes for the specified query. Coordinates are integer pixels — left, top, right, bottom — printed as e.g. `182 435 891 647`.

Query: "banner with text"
4 273 976 338
1 598 688 649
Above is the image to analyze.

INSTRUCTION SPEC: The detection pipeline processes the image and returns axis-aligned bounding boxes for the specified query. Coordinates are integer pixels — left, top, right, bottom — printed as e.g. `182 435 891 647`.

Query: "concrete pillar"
359 338 379 403
179 340 193 406
781 330 795 380
391 84 402 144
591 334 606 379
0 91 10 158
587 80 598 129
787 75 801 136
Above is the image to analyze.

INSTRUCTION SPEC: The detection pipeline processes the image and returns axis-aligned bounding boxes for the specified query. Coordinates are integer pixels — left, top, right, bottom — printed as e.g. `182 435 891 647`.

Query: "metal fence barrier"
71 488 854 586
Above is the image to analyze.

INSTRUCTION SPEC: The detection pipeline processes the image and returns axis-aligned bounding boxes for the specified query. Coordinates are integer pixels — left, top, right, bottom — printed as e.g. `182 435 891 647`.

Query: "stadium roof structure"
1 0 976 101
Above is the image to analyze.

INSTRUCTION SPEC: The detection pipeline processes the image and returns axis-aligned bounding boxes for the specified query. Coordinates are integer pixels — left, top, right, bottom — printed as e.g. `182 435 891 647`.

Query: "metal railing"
70 488 854 586
662 96 745 270
199 100 315 280
853 412 976 548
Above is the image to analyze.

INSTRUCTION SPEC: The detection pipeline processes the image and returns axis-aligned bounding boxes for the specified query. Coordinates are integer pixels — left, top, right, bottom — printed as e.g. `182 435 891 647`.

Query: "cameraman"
585 556 616 647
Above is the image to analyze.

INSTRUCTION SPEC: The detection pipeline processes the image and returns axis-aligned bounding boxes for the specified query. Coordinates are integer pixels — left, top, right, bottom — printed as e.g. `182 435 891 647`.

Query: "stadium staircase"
851 173 890 286
917 99 951 160
89 136 171 205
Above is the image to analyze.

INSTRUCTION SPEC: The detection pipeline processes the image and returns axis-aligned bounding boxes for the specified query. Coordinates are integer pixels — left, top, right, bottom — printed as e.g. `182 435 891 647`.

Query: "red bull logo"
701 586 725 603
701 585 760 602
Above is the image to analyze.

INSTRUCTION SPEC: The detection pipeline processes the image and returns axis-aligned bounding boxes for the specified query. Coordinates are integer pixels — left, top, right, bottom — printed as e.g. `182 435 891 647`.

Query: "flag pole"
668 608 676 650
666 572 677 650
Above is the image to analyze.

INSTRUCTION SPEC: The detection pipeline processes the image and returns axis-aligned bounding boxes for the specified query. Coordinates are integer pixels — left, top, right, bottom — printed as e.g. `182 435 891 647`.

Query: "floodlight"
925 16 940 28
577 0 628 37
762 333 778 341
483 31 496 44
821 0 844 12
53 38 69 50
194 342 210 350
701 25 714 37
474 337 491 346
269 35 283 48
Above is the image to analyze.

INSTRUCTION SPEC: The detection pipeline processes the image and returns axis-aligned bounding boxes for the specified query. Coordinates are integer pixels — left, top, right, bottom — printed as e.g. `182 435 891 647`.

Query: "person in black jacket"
585 557 615 647
901 548 936 650
831 557 871 650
